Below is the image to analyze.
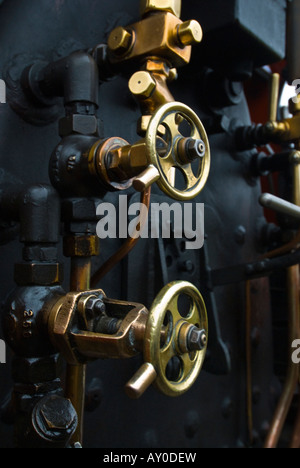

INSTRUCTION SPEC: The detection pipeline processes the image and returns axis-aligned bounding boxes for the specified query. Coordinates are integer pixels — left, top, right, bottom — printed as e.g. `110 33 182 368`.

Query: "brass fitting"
107 26 134 56
289 97 300 116
177 20 203 46
140 0 181 18
129 60 175 116
129 71 156 99
63 235 100 258
107 12 199 68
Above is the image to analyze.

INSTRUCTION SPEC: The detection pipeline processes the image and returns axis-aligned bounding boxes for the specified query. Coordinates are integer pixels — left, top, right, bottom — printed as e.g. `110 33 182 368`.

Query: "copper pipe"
91 187 151 287
66 255 91 446
265 159 300 448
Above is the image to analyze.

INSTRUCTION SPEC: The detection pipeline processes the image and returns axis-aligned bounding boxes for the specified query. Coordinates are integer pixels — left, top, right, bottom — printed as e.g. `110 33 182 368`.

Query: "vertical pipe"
269 73 280 122
287 0 300 84
264 158 300 448
66 256 91 447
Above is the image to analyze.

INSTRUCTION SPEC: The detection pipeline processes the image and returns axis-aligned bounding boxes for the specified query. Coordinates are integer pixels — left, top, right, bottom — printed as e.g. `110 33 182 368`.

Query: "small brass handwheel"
125 281 208 398
146 102 211 201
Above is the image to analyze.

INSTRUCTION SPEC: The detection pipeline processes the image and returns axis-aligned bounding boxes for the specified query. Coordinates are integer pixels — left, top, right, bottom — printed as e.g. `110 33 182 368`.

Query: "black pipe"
19 185 60 245
22 51 99 111
287 0 300 84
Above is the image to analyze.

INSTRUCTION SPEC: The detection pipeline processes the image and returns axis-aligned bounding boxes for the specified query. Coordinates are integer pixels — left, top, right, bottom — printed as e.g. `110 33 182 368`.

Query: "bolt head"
108 27 133 55
140 0 181 18
187 139 206 160
188 328 207 351
34 395 77 440
129 71 156 99
289 96 300 115
177 20 203 46
85 296 106 318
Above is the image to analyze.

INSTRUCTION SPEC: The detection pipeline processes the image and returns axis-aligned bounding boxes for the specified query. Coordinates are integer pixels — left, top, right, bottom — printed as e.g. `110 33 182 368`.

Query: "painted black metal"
0 0 289 449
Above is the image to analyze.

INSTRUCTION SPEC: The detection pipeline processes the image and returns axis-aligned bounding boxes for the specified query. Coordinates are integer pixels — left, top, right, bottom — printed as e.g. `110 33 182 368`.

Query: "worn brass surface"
108 12 195 68
96 102 210 200
129 61 175 115
48 290 149 363
264 74 300 143
133 165 160 192
63 235 100 258
140 0 181 18
107 26 135 56
143 281 208 397
90 137 134 191
269 73 280 122
146 101 211 200
129 71 157 99
71 300 149 360
177 20 203 46
125 363 157 399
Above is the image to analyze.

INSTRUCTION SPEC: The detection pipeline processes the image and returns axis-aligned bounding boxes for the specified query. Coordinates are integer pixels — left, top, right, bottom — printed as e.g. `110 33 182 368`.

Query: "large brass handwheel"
144 281 208 397
146 102 211 201
125 281 208 399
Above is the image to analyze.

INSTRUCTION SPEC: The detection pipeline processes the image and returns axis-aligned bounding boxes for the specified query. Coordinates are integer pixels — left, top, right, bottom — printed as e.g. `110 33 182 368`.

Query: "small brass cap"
177 20 203 46
129 71 156 98
140 0 181 18
289 96 300 115
108 26 133 55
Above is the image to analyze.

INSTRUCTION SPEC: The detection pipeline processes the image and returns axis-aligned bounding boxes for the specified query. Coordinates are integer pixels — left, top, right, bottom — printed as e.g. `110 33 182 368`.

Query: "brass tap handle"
125 281 208 399
269 73 280 122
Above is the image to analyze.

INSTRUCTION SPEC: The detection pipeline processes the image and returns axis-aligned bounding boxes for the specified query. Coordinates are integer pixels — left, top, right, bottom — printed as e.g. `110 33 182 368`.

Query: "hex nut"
59 114 98 137
177 20 203 46
289 96 300 115
63 235 100 258
33 395 78 444
187 327 207 351
12 355 60 384
129 71 156 99
108 27 133 55
140 0 181 18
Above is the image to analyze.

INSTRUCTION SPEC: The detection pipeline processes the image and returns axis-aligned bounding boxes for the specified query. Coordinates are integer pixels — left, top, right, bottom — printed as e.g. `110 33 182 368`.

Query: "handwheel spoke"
185 303 199 326
159 156 176 186
181 165 201 190
168 296 184 325
162 113 181 143
160 341 176 372
190 125 201 140
180 352 196 376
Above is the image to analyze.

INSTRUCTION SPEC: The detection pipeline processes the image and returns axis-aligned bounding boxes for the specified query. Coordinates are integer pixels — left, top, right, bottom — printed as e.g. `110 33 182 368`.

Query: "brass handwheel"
146 102 211 201
125 281 208 398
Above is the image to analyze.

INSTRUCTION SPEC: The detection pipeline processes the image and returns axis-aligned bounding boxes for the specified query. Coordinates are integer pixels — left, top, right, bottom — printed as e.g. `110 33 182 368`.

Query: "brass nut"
106 146 131 181
289 97 300 115
140 0 181 18
63 235 100 258
177 20 203 46
108 26 133 55
129 71 156 99
129 141 149 169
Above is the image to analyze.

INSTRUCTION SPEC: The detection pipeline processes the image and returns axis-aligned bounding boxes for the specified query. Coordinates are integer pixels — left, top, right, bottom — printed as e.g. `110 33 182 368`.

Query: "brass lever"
260 192 300 220
269 73 280 122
